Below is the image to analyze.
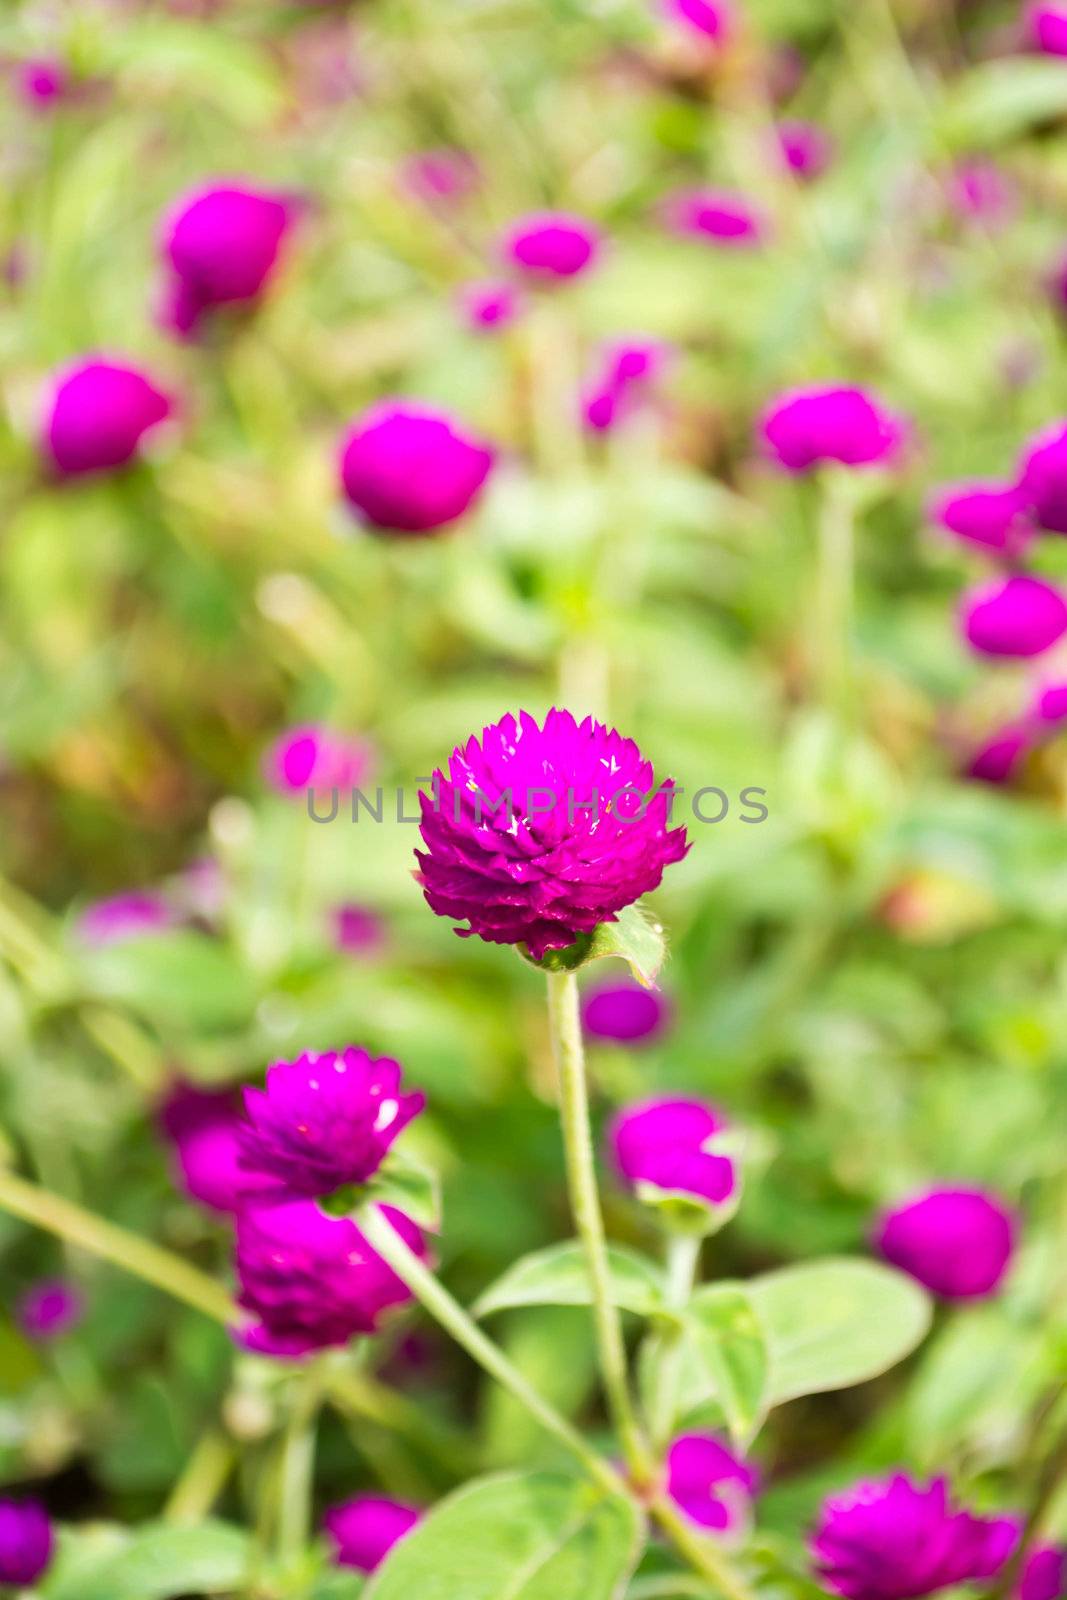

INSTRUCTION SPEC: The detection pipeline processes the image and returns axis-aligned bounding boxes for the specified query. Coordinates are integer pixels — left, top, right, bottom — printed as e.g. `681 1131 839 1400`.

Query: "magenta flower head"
77 889 174 945
458 279 522 333
664 187 764 247
929 482 1033 559
1020 1547 1066 1600
400 149 479 208
324 1496 421 1573
965 725 1032 786
339 401 494 535
502 212 601 282
777 121 833 182
45 359 172 478
17 1279 83 1342
960 574 1067 658
160 1082 246 1213
582 338 671 433
1017 422 1067 533
160 183 294 337
1034 680 1067 725
583 978 669 1043
265 725 373 795
761 385 903 473
811 1474 1017 1600
667 1435 757 1537
235 1200 424 1357
610 1097 736 1219
946 160 1015 227
416 709 689 960
662 0 734 44
17 58 69 108
0 1499 54 1588
1029 2 1067 54
331 903 386 957
875 1187 1015 1299
238 1047 424 1201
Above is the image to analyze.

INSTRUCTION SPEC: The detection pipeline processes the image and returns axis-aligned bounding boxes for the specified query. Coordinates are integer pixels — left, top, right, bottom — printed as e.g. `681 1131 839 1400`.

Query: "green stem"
0 1165 235 1326
650 1495 756 1600
815 471 856 717
545 969 654 1485
326 1365 477 1477
358 1202 627 1500
164 1430 234 1526
277 1368 324 1563
648 1233 701 1453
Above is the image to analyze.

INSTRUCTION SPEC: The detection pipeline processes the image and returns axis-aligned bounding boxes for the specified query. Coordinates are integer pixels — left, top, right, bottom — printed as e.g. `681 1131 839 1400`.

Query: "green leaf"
526 903 667 987
363 1472 643 1600
44 1522 251 1600
474 1242 665 1319
679 1286 769 1445
747 1258 932 1405
936 58 1067 149
77 930 257 1033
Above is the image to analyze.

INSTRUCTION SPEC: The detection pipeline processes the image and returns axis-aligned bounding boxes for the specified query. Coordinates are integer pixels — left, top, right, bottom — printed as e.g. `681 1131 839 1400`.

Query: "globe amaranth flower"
946 160 1015 228
610 1098 736 1208
582 338 671 434
17 1279 83 1341
1020 1546 1066 1600
960 574 1067 658
662 0 734 45
160 182 294 337
502 212 601 281
235 1200 425 1357
458 279 522 333
324 1496 422 1573
582 978 669 1043
265 725 373 795
45 359 172 477
1017 421 1067 532
965 725 1032 786
238 1047 424 1200
875 1187 1015 1299
777 121 833 182
339 401 494 535
929 482 1033 559
761 385 903 473
667 1435 757 1537
77 889 175 945
1034 680 1067 725
17 58 69 108
331 903 386 958
1030 1 1067 54
160 1082 246 1214
0 1499 54 1587
415 708 689 960
811 1475 1017 1600
664 187 764 247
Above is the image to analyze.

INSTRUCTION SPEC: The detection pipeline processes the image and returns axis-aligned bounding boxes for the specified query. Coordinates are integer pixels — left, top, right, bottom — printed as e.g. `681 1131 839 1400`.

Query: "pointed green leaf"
44 1521 251 1600
474 1242 664 1319
525 904 667 987
681 1286 769 1445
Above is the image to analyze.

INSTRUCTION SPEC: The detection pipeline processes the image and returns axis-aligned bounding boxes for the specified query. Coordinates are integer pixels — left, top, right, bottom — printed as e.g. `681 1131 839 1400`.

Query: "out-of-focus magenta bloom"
960 574 1067 658
1020 1546 1067 1600
665 187 764 246
662 0 733 42
1017 422 1067 533
666 1435 757 1535
78 890 175 945
331 903 386 957
324 1496 421 1573
235 1200 424 1357
45 359 172 478
401 149 479 208
761 385 903 472
416 709 689 960
811 1475 1017 1600
946 160 1015 227
582 338 671 433
582 978 668 1043
610 1098 735 1207
875 1187 1015 1299
160 1082 246 1213
239 1047 424 1200
458 279 522 332
1030 2 1067 54
0 1500 54 1587
929 482 1033 559
1034 680 1067 724
777 121 833 181
965 725 1031 786
265 725 373 794
502 212 601 281
17 1279 83 1341
17 58 69 107
160 183 294 337
339 401 494 535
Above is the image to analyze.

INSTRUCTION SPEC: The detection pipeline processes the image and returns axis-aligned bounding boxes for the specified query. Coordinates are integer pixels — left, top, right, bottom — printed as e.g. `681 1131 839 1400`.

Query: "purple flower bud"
929 482 1033 558
582 338 671 432
777 121 833 181
235 1200 424 1357
415 708 689 960
1034 680 1067 724
810 1475 1017 1600
1029 2 1067 54
761 385 904 473
159 1082 246 1213
582 979 669 1043
17 1279 83 1341
1017 422 1067 533
664 187 765 246
339 401 494 535
1020 1546 1066 1600
45 359 172 478
17 58 69 108
965 725 1032 786
400 149 479 208
238 1047 424 1201
666 1434 757 1535
331 903 386 957
0 1499 54 1587
457 279 522 332
960 574 1067 658
265 725 374 795
324 1496 422 1572
610 1097 735 1207
77 890 175 945
502 212 601 282
661 0 734 43
160 183 294 337
875 1187 1015 1299
946 160 1015 227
